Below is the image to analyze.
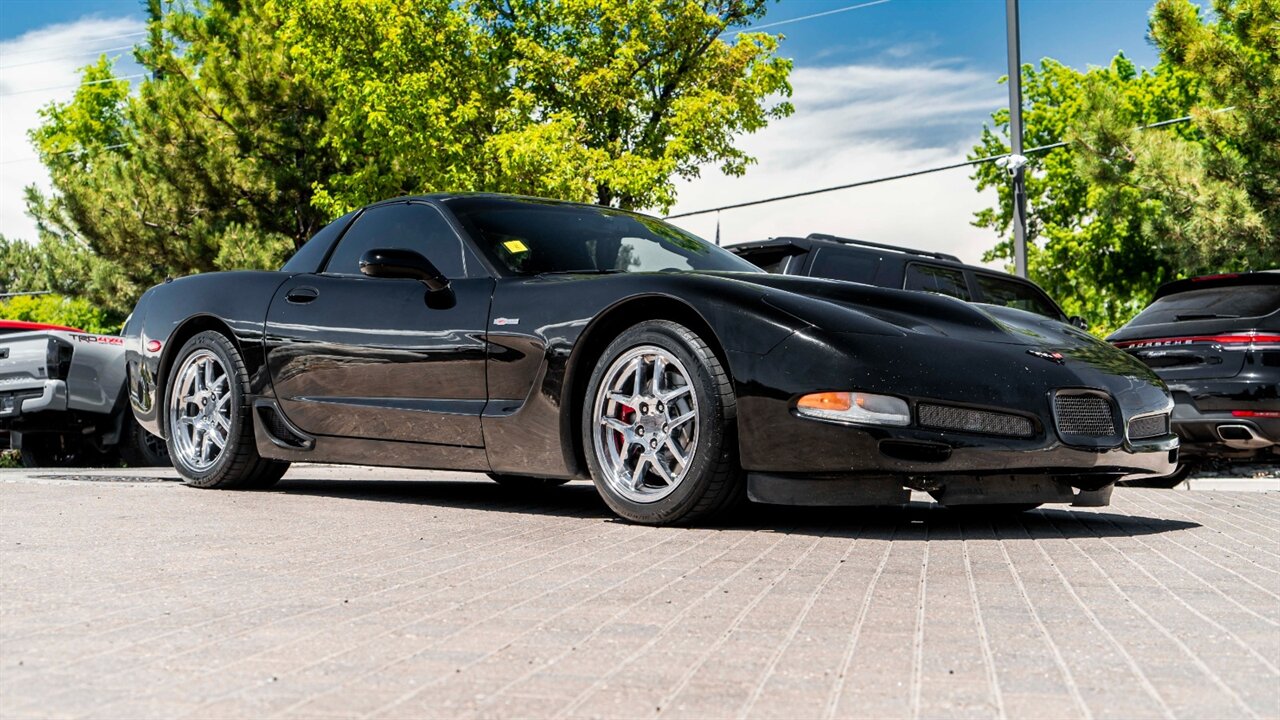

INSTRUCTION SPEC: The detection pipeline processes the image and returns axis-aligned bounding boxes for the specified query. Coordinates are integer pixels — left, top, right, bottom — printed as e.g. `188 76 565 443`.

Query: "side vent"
255 402 313 450
1127 412 1170 440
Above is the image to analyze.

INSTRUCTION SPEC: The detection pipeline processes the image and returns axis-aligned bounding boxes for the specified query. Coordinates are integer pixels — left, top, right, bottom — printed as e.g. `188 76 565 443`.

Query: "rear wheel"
582 320 743 525
119 414 170 467
18 434 108 468
166 331 288 489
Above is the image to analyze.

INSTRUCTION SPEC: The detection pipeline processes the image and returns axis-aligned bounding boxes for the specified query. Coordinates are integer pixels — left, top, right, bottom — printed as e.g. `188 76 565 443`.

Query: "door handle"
286 287 319 304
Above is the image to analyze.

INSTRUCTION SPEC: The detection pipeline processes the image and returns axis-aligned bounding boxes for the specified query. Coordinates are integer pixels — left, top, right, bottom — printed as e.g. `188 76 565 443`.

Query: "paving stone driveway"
1 467 1277 719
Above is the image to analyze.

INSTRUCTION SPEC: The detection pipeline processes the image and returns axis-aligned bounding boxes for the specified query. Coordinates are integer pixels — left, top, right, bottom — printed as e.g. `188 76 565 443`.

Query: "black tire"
119 414 171 467
1120 463 1195 489
165 330 289 489
18 434 96 468
581 320 743 525
487 473 572 489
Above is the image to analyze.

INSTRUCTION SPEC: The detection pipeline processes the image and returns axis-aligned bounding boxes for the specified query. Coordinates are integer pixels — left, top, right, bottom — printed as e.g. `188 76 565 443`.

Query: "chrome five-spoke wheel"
168 349 232 472
592 345 700 503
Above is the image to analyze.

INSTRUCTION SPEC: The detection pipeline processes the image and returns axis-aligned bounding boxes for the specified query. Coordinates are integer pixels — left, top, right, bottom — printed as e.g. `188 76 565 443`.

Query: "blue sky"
0 0 1161 69
0 0 1167 263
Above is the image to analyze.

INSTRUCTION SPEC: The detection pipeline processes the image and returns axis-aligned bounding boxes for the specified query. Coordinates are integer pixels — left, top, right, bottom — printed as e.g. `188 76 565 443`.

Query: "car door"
264 200 494 448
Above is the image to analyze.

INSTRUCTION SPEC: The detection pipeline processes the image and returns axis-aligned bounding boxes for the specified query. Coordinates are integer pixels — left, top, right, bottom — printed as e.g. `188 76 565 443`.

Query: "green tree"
1072 0 1278 270
970 54 1198 333
22 0 792 318
26 0 344 319
0 294 114 334
971 0 1278 334
281 0 793 215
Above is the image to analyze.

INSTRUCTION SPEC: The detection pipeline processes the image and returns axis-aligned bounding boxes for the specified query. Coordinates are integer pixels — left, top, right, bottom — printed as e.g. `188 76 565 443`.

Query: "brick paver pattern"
1 469 1277 719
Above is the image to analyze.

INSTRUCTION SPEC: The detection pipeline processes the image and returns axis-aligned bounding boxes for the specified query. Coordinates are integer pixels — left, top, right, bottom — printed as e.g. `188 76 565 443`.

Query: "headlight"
795 391 910 426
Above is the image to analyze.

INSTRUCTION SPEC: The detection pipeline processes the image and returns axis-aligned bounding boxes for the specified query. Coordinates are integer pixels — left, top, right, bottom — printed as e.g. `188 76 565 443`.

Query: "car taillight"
45 338 73 380
1232 410 1280 418
1113 330 1280 349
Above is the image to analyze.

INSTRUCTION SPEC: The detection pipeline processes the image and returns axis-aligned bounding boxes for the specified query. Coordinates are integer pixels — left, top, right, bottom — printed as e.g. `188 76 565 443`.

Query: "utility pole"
1005 0 1028 278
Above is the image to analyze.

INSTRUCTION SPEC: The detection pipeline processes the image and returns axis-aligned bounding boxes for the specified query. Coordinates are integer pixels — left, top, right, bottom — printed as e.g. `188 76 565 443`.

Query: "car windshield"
446 196 761 276
1128 285 1280 325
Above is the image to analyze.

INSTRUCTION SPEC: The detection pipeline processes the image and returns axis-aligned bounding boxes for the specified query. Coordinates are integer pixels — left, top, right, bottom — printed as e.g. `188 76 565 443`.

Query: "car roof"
1153 270 1280 300
725 233 1039 279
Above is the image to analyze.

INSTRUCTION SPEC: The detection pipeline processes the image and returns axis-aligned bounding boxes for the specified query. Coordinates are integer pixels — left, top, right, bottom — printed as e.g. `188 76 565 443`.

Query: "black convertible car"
124 193 1177 524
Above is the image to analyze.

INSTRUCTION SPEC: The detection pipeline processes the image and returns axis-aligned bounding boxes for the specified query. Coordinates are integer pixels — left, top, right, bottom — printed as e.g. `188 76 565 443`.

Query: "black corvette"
124 193 1177 524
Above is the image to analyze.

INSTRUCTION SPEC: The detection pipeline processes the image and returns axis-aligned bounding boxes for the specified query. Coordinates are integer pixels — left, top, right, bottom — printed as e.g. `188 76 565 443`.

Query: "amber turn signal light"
797 392 853 412
795 391 911 426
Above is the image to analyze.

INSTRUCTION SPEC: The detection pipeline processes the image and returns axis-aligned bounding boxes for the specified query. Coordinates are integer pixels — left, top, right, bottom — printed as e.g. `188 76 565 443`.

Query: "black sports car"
1109 271 1279 485
123 193 1177 524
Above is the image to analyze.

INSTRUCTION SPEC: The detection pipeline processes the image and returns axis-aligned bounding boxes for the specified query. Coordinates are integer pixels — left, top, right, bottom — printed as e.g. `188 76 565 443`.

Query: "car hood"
713 272 1159 381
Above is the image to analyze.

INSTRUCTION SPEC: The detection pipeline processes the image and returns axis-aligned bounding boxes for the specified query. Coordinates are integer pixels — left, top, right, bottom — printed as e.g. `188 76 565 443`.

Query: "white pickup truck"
0 320 168 467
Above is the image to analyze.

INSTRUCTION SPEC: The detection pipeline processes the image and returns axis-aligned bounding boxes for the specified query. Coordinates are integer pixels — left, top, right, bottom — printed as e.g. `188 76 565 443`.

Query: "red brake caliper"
615 404 634 453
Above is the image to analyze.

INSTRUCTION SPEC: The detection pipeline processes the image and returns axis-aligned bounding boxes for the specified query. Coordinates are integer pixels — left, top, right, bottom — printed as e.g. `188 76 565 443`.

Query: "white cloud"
666 62 1009 267
0 16 145 242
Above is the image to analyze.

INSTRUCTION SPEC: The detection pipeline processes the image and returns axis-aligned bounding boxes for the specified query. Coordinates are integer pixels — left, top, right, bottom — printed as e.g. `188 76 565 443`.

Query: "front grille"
917 403 1035 438
1054 393 1116 437
1128 413 1169 440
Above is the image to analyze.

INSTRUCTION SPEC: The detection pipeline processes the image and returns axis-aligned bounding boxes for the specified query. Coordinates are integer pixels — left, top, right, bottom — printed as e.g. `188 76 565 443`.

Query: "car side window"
735 247 801 274
323 203 466 278
974 274 1062 320
281 210 357 273
809 248 879 284
904 263 970 300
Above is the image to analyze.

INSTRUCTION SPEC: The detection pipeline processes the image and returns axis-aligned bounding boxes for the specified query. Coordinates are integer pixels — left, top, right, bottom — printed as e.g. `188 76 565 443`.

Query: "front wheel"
165 331 288 489
582 320 743 525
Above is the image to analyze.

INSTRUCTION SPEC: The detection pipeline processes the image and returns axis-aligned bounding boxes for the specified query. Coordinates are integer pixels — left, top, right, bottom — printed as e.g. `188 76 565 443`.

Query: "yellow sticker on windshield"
503 239 529 253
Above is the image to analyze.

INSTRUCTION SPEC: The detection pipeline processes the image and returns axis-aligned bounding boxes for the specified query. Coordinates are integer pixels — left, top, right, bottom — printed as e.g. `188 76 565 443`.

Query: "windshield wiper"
1175 313 1240 320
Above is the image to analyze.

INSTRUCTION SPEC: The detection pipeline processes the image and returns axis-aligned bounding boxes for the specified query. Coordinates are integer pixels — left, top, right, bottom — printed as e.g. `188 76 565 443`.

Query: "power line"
727 0 891 36
664 112 1209 220
0 44 137 70
0 73 146 98
0 30 146 58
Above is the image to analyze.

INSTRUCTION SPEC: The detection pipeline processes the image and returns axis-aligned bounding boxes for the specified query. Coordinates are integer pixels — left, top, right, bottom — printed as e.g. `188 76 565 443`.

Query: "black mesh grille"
257 405 308 448
917 403 1035 438
1128 413 1169 440
1054 394 1116 437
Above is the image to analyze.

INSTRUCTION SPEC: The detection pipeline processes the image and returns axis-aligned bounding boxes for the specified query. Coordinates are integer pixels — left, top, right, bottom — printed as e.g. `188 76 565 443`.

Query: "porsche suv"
1108 272 1279 484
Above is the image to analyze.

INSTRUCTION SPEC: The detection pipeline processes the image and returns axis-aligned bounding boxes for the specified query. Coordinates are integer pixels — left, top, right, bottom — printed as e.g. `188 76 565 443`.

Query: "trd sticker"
70 334 125 346
493 318 520 326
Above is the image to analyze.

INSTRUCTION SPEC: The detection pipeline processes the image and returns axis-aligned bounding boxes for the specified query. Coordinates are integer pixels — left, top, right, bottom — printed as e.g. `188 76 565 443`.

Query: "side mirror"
1069 315 1089 331
359 248 450 293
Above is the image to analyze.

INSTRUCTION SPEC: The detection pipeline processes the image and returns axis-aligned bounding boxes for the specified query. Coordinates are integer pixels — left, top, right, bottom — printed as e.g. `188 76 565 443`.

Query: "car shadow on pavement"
269 479 1201 539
